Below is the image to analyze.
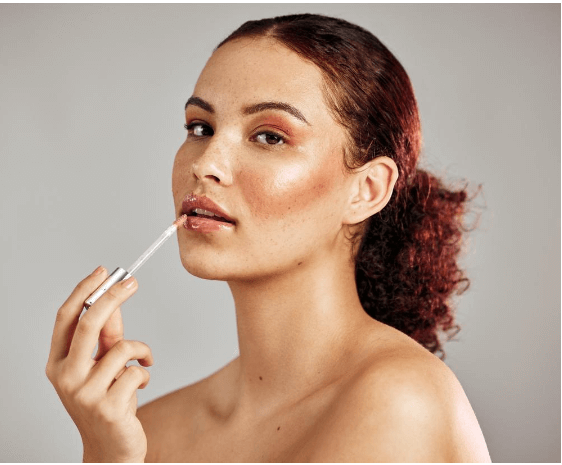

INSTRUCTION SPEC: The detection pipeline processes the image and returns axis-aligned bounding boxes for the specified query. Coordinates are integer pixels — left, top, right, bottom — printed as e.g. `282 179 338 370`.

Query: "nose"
191 140 233 186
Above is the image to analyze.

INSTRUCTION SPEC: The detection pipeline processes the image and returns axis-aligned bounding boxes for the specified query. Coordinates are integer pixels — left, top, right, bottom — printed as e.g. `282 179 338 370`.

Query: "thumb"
93 307 124 361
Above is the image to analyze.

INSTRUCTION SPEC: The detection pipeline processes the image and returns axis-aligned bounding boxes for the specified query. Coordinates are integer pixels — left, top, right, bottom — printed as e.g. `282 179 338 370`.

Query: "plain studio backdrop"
0 4 559 463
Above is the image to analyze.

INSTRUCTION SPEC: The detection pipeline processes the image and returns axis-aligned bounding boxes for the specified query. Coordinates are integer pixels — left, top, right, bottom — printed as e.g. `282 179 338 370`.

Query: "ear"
343 156 399 225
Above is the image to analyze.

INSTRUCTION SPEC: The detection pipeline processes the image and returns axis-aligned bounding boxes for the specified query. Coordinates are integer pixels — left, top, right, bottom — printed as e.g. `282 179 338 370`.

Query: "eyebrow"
185 96 311 126
242 102 310 125
185 96 214 113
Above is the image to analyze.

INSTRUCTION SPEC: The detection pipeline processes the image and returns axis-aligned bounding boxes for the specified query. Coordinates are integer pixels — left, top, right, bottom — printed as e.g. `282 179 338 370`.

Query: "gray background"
0 4 559 463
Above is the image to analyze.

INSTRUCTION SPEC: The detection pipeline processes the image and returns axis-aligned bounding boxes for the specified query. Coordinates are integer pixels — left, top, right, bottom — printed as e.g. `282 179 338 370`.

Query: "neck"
227 251 374 417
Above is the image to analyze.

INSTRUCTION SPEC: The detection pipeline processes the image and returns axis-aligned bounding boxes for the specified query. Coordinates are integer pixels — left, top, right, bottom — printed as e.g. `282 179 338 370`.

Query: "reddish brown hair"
217 14 480 359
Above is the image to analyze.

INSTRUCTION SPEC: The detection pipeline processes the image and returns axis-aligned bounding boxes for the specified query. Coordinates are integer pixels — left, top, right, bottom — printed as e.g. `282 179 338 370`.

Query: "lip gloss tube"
83 215 187 309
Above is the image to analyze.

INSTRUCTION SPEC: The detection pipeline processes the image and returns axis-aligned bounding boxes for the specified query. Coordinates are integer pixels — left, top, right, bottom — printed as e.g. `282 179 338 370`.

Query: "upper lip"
180 193 236 224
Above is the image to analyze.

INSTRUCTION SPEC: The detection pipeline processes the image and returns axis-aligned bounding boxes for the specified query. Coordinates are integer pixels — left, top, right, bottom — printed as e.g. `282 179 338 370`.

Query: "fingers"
108 365 151 405
67 277 138 372
93 307 124 362
87 340 153 392
46 269 154 464
48 266 108 363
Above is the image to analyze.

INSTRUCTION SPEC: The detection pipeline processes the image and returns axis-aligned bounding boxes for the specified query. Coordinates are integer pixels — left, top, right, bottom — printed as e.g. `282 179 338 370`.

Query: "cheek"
171 148 190 201
237 160 336 223
171 156 181 201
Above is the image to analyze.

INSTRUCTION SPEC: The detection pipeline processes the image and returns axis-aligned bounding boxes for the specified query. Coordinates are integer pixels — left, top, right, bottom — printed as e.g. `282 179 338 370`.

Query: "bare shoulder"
136 381 201 463
137 358 238 462
310 339 491 462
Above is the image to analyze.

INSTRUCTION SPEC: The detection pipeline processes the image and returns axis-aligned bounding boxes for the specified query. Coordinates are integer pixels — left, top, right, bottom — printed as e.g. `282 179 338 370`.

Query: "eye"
184 122 213 137
254 132 285 146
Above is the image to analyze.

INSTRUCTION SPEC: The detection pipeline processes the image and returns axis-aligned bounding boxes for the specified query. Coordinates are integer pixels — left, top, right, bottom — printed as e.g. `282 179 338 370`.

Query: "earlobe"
343 156 398 225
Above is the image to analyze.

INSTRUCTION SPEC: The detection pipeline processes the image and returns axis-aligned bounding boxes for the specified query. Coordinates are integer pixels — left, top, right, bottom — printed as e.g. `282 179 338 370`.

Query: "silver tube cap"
84 267 131 309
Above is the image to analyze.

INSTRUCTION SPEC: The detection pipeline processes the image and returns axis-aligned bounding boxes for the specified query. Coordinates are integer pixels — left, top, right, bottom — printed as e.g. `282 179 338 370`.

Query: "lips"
180 193 235 232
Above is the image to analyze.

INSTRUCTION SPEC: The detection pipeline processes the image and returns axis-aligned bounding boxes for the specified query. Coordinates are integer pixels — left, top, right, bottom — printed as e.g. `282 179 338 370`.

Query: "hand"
46 266 153 463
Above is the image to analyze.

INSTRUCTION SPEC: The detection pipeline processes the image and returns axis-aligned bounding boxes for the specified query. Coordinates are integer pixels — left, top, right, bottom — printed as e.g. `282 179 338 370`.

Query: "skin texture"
173 39 371 283
47 36 491 463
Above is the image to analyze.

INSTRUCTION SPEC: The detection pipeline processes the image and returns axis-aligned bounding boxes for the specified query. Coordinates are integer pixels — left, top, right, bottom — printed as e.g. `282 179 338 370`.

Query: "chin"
177 237 312 282
180 255 234 281
179 252 294 283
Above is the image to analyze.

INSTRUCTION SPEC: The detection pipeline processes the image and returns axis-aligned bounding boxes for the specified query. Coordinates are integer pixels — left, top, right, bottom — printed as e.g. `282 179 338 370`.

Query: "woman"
46 14 491 462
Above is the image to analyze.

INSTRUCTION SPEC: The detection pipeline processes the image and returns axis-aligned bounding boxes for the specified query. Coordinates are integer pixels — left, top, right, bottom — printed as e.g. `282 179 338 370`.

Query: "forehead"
193 37 329 119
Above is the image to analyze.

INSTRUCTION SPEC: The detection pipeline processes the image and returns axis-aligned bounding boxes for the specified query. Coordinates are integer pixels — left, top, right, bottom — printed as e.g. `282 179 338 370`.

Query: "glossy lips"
181 194 235 233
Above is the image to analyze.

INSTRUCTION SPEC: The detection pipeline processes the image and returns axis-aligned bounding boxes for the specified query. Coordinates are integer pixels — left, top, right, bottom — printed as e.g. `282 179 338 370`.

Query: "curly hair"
217 14 481 360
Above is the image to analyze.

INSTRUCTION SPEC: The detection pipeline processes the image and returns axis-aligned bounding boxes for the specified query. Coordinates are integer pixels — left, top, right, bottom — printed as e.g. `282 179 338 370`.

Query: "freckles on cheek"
171 149 192 195
238 163 334 221
171 157 184 199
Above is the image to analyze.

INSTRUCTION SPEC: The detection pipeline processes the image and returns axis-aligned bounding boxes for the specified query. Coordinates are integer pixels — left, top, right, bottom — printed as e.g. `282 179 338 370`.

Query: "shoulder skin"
308 349 492 462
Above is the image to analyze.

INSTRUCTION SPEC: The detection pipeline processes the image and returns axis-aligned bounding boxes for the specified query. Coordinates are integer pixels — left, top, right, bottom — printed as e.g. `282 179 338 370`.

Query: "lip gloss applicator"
84 215 187 309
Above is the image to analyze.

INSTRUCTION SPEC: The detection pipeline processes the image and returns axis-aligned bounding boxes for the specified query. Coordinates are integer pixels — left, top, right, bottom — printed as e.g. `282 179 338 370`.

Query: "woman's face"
172 37 355 281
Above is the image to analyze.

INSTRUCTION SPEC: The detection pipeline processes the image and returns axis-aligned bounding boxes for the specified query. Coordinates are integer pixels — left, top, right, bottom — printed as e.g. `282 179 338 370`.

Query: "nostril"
207 175 220 182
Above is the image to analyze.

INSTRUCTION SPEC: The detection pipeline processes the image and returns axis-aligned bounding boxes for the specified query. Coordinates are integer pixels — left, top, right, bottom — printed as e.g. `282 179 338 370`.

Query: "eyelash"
183 122 287 146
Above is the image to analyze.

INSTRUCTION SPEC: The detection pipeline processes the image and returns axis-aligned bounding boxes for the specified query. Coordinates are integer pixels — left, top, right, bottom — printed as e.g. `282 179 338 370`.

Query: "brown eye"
184 123 213 137
255 132 285 145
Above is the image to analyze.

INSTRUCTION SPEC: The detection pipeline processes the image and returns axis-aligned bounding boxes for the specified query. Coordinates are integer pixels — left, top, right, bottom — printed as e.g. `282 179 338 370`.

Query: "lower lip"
183 216 235 233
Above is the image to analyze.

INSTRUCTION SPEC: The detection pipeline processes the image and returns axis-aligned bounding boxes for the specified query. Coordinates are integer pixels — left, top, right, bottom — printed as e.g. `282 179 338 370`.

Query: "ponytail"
355 168 479 360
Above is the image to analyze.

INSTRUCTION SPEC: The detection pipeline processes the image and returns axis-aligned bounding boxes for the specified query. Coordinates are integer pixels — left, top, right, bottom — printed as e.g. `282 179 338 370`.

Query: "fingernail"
123 276 136 289
93 266 104 275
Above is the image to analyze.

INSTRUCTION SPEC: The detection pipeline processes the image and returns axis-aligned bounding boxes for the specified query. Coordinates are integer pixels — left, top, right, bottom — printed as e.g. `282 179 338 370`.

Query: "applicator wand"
84 215 187 309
